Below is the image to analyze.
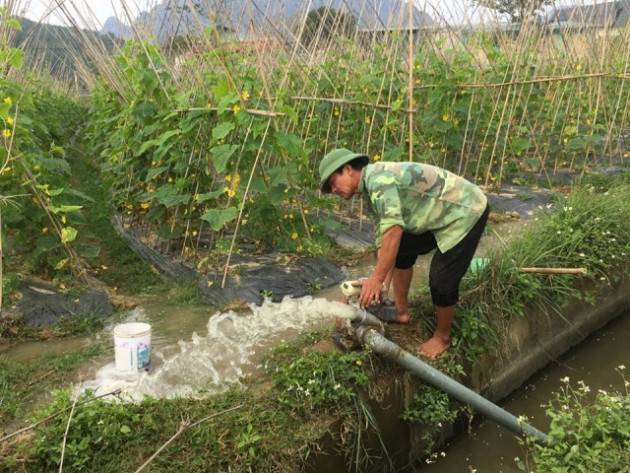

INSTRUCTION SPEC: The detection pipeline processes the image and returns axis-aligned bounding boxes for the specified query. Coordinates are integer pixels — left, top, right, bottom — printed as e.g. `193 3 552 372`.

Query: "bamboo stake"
133 404 243 473
0 389 122 443
519 267 587 275
59 384 81 473
407 0 413 162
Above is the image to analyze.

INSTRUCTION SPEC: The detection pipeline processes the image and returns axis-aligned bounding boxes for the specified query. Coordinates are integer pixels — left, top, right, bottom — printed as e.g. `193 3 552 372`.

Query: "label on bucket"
114 323 152 372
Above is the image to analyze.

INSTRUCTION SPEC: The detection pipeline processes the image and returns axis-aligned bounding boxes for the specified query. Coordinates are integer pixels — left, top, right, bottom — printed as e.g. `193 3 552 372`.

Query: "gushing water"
80 296 356 401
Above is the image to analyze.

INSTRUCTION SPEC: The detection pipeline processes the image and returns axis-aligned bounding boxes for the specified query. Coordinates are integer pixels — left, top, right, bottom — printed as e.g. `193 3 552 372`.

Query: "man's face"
328 165 357 200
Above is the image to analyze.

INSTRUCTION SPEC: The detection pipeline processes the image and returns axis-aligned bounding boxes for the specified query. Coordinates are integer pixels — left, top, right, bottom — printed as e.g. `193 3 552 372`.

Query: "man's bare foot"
417 336 450 358
391 311 410 324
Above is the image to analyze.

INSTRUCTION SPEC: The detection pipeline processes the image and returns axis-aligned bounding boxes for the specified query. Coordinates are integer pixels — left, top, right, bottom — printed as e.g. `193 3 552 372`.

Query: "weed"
305 278 322 294
401 359 465 453
519 366 630 472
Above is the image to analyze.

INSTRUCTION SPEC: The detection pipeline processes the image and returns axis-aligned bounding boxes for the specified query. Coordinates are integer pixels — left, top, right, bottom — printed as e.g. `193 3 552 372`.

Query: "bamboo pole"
519 267 587 275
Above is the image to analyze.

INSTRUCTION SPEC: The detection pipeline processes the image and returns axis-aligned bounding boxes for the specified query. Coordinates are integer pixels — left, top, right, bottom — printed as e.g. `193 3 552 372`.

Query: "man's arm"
359 225 403 307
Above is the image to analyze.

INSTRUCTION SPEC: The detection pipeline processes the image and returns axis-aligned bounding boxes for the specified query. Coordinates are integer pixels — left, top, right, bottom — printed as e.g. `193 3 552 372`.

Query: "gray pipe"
354 325 552 446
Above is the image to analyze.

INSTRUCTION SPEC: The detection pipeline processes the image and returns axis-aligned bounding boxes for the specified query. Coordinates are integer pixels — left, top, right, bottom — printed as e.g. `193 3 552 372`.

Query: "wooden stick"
0 389 122 443
520 267 587 275
59 386 81 473
134 404 243 473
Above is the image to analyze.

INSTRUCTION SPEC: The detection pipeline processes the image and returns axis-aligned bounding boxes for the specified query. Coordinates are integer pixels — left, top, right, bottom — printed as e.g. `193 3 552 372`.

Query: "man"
319 148 489 358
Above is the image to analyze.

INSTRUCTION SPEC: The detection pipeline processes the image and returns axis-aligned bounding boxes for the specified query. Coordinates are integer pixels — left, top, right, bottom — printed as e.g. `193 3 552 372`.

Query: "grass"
65 141 165 296
0 343 104 425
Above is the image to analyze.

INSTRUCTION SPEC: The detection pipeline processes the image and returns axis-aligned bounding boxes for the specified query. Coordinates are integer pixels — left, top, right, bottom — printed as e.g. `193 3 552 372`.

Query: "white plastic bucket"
113 322 152 371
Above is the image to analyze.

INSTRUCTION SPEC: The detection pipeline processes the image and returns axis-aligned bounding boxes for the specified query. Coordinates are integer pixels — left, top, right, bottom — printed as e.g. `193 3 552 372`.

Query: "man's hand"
359 276 384 307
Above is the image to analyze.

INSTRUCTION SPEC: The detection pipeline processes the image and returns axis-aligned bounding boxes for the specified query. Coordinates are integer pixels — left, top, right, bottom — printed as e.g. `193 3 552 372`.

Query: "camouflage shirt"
359 162 488 252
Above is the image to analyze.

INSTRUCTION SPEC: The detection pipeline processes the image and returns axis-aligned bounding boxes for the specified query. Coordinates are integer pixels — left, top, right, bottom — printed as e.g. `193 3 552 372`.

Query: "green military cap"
318 148 369 193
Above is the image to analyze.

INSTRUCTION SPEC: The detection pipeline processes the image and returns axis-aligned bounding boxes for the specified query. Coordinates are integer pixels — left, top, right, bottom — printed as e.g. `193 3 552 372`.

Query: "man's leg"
418 205 490 358
392 232 437 324
392 267 413 323
418 305 453 357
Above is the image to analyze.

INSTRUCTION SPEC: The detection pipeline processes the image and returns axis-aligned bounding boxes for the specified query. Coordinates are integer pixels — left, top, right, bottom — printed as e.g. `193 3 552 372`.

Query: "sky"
14 0 599 30
15 0 144 27
15 0 505 29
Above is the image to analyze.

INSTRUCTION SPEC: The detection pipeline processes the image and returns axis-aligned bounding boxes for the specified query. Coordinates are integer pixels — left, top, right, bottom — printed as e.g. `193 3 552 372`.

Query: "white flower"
561 376 570 383
618 365 626 370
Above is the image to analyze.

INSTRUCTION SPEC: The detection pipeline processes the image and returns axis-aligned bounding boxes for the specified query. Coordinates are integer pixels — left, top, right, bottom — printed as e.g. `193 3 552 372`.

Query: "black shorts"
395 204 489 307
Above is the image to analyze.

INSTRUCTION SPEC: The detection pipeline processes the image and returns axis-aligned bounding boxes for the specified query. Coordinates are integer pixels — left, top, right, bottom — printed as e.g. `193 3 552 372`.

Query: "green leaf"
210 143 238 173
75 244 100 259
48 205 83 214
61 227 78 244
36 185 64 197
511 138 531 153
120 425 131 434
146 204 165 222
275 132 303 156
0 48 24 69
212 122 235 141
249 175 268 193
54 258 70 270
195 188 224 203
280 105 298 124
145 166 169 182
0 103 9 120
566 137 586 151
159 193 191 207
136 139 158 156
7 18 22 30
200 207 238 231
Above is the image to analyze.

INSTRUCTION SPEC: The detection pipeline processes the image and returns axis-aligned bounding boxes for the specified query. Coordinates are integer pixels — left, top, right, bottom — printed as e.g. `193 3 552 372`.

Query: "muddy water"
415 311 630 473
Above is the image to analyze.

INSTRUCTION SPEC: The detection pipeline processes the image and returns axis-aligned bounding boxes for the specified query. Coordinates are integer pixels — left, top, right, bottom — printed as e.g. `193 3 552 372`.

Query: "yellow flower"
373 154 381 162
168 177 173 183
205 102 212 109
61 216 67 224
42 227 49 233
192 230 198 237
563 138 568 144
291 232 298 240
576 64 582 71
365 116 371 124
241 90 250 100
442 114 449 122
233 105 241 114
333 108 339 117
1 166 10 173
140 202 150 209
2 129 11 139
225 174 232 182
3 97 11 105
6 117 13 125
